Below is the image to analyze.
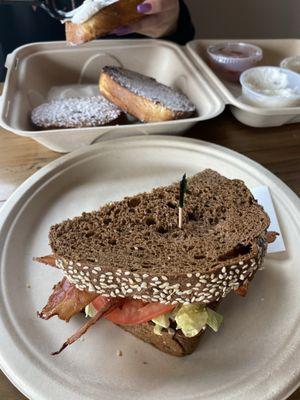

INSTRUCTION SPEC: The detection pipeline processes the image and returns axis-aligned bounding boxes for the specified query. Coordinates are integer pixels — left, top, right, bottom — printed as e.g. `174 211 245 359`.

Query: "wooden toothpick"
179 173 187 229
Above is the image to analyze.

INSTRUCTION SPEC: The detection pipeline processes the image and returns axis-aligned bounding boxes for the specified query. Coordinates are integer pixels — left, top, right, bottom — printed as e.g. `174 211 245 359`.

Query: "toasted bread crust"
65 0 144 45
119 321 205 356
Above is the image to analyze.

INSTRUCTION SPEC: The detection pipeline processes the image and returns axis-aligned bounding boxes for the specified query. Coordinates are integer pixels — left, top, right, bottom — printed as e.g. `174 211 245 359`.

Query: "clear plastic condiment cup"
207 42 263 82
280 56 300 74
240 66 300 108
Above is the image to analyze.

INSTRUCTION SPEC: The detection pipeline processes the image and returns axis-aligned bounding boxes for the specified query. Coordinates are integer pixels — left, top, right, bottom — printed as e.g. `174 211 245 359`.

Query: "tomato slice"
235 284 249 297
92 297 175 325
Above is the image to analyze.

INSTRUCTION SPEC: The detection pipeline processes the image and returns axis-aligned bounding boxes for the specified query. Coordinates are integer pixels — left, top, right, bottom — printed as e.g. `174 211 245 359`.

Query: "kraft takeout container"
1 38 300 153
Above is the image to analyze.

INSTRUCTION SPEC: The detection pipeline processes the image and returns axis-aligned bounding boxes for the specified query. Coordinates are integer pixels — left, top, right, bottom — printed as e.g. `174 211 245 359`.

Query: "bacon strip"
52 299 119 355
38 277 98 322
267 231 279 244
34 255 57 268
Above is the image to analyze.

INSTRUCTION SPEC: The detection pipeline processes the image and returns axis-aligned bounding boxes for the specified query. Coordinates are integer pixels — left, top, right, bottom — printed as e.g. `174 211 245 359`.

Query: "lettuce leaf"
85 303 97 318
174 304 208 338
206 307 223 332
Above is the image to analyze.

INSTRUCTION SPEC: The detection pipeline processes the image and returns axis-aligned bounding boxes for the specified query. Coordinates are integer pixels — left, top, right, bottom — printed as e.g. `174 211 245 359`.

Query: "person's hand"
113 0 180 38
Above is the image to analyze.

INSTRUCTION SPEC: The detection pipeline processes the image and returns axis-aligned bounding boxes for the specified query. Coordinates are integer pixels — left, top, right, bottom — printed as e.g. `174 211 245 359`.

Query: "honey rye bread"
118 301 218 357
99 66 196 122
49 169 270 306
65 0 144 45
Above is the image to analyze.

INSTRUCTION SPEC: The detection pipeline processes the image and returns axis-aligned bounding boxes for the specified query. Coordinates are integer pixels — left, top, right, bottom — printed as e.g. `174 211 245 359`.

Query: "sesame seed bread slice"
50 169 270 305
99 66 196 122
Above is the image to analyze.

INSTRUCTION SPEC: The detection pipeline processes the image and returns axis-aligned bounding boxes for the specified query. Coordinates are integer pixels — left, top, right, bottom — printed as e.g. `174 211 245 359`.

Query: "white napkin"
251 186 285 253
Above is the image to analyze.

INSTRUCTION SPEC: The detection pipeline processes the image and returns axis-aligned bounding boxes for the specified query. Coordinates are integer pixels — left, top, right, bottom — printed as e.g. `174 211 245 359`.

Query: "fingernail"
137 2 152 13
111 26 130 36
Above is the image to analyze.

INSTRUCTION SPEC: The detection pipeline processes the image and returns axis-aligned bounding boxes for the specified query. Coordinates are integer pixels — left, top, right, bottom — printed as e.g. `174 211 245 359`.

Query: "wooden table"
0 88 299 399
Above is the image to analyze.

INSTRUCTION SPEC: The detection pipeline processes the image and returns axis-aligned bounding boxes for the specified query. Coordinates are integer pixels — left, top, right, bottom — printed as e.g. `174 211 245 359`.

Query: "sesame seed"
152 277 159 282
135 278 142 283
94 267 101 271
218 274 224 279
127 289 133 293
125 271 130 276
210 274 215 279
199 278 207 284
116 272 122 276
77 262 82 267
235 269 240 274
221 267 226 273
196 273 200 278
209 288 216 293
240 274 245 280
73 269 78 274
211 278 218 283
161 276 168 281
186 283 192 287
83 266 89 270
69 261 74 266
110 292 116 297
187 273 192 278
143 274 149 278
191 296 196 302
88 283 94 292
129 278 134 285
239 261 244 265
215 291 220 296
195 283 202 287
141 282 147 289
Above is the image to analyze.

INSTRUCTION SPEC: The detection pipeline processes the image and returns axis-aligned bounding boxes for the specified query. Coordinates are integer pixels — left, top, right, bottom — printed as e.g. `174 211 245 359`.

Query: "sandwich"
36 169 276 356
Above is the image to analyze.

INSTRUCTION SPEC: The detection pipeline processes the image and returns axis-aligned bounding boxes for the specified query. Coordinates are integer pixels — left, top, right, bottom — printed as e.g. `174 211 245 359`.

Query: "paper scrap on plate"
251 186 285 253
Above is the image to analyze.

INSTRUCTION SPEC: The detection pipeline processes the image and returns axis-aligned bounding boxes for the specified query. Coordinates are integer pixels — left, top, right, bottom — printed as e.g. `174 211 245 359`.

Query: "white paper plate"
0 136 299 400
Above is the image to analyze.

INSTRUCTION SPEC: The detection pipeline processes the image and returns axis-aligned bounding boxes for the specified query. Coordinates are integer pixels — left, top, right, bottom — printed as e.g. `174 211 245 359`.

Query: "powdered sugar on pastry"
102 66 196 113
31 96 122 129
63 0 119 24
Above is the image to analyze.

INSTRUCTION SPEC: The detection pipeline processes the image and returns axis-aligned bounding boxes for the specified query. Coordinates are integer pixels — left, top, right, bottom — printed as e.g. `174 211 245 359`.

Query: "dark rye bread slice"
119 321 205 357
50 169 270 305
99 66 196 122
